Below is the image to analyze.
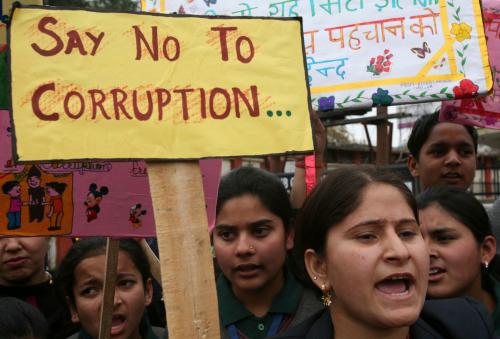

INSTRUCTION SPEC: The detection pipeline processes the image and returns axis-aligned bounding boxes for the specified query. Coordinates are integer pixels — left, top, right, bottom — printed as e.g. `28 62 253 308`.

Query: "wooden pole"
147 161 220 339
376 106 390 166
139 239 162 284
98 238 120 339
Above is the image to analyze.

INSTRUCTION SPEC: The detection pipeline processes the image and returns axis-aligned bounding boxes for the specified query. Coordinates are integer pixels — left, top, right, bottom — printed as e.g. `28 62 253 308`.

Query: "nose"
425 238 438 260
383 232 410 263
234 234 255 256
444 149 461 166
1 238 22 252
113 290 123 307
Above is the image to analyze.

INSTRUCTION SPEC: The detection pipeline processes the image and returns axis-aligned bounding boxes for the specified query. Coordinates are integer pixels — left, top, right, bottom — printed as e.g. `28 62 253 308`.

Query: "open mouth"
112 315 125 326
375 274 413 296
110 315 126 335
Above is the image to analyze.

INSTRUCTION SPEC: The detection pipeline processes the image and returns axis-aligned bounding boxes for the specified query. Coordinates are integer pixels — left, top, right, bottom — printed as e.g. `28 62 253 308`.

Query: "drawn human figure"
129 203 146 229
46 182 67 231
2 181 23 230
84 183 109 222
26 166 45 223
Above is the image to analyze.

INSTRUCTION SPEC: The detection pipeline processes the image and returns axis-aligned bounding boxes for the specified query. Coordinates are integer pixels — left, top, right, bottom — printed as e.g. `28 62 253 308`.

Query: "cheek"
328 251 370 291
214 243 233 270
74 298 100 326
445 248 480 275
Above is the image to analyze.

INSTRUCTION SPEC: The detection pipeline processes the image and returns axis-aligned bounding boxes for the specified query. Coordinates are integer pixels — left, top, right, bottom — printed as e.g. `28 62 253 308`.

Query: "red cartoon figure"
46 181 67 231
84 183 109 222
129 203 147 229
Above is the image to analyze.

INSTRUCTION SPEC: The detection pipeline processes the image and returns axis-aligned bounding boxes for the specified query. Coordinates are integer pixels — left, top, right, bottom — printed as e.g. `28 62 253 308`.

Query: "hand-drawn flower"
367 50 393 76
450 23 472 42
453 79 479 99
371 88 394 106
318 96 335 111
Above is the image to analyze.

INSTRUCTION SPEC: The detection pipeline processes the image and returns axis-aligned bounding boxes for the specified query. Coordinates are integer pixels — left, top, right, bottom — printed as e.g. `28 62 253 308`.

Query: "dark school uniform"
217 271 322 339
271 297 499 339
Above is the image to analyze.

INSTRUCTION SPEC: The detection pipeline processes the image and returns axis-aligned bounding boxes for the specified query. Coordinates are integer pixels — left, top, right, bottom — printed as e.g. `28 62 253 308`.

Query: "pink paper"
441 0 500 128
0 110 221 237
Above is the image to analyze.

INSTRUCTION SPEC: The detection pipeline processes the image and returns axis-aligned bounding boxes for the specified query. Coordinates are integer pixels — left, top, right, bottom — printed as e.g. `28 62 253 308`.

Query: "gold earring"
321 284 332 307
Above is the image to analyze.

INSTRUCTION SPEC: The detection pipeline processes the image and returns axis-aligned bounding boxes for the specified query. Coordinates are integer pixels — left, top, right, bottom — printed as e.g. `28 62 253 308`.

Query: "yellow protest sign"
9 6 313 161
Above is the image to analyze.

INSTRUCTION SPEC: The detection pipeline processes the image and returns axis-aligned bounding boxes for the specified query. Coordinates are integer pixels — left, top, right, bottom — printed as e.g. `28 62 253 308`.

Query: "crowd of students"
1 111 500 339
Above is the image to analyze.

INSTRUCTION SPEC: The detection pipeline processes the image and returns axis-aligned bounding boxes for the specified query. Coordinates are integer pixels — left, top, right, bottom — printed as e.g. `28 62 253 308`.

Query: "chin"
376 308 421 328
426 287 453 299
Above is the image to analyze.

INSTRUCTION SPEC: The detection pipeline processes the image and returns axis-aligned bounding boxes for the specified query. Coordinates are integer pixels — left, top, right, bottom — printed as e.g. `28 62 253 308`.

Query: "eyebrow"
428 141 474 148
116 272 137 279
77 277 101 287
349 218 417 229
215 219 274 229
427 227 456 236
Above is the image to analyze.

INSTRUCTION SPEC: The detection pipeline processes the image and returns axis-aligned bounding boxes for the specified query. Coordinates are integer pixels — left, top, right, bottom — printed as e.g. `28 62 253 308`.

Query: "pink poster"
0 110 221 237
441 0 500 128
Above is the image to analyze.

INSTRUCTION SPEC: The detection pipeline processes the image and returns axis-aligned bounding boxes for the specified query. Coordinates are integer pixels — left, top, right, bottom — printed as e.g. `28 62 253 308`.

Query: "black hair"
417 186 492 243
46 182 67 194
2 180 19 194
27 166 41 179
407 111 478 160
88 183 109 198
55 238 152 307
294 167 417 289
0 297 48 339
216 166 293 232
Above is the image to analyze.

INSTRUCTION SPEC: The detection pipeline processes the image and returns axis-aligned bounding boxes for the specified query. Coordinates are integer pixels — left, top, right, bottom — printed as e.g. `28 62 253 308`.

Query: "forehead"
423 123 474 147
74 252 140 281
218 194 270 219
419 204 463 229
334 183 415 229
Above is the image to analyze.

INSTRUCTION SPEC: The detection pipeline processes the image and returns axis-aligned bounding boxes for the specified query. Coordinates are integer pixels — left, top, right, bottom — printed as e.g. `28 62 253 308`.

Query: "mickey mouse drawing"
84 183 109 222
129 203 146 229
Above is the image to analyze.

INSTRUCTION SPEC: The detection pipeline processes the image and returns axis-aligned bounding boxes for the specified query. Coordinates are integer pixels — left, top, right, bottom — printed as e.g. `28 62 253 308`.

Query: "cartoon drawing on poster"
129 203 147 229
0 165 74 234
2 180 23 230
26 165 45 222
46 181 67 231
84 183 109 222
0 109 220 237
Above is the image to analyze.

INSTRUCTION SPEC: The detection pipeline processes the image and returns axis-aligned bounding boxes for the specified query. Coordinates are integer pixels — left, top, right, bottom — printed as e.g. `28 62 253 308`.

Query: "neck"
332 309 410 339
468 285 496 314
232 270 285 317
5 271 51 287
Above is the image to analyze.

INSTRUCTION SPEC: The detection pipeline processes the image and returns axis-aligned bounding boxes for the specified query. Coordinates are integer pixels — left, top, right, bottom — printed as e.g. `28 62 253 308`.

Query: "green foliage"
45 0 139 11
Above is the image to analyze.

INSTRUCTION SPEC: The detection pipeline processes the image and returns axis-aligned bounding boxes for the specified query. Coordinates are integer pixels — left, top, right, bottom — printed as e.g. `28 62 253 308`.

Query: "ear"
407 154 420 178
304 249 330 290
144 278 153 306
66 297 80 324
285 229 295 251
480 235 496 264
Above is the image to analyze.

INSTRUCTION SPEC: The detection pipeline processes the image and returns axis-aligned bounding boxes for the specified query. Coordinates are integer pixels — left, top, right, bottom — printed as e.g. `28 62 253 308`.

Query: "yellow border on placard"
310 0 491 94
473 0 493 90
